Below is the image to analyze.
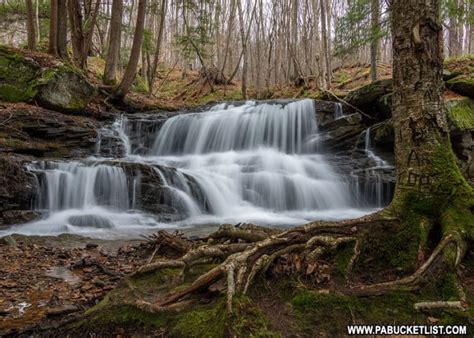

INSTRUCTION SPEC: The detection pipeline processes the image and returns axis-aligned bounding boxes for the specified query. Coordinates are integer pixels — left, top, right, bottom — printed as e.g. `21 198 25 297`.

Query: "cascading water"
352 127 393 207
334 103 345 119
4 99 392 238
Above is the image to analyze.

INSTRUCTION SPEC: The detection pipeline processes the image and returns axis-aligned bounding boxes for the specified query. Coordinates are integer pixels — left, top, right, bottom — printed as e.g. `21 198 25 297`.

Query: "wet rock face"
0 156 38 226
0 46 97 112
0 106 98 158
105 161 209 222
317 113 366 151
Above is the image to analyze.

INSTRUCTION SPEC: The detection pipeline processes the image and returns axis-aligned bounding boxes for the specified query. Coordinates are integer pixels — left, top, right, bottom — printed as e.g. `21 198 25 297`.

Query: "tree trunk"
48 0 58 55
68 0 101 69
57 0 68 59
370 0 380 82
237 0 248 99
104 0 123 85
319 0 330 88
148 0 167 95
113 0 147 99
25 0 36 50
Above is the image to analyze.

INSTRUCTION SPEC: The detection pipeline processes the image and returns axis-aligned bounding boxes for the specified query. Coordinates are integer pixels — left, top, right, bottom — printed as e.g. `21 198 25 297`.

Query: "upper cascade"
150 99 317 155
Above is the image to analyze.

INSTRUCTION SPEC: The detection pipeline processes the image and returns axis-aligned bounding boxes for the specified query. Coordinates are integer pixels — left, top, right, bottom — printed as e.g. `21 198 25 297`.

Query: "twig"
0 112 13 126
321 89 376 120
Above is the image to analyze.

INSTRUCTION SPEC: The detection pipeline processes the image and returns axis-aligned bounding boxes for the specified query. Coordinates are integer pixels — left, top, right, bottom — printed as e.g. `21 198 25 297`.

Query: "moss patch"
291 290 473 336
0 46 40 102
446 98 474 130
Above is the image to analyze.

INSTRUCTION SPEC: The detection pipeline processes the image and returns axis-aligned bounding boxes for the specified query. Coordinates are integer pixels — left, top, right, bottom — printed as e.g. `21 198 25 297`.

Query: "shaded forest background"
1 0 473 106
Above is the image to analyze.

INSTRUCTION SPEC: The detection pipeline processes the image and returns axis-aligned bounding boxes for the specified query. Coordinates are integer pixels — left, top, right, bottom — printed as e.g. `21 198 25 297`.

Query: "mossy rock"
446 75 474 99
445 97 474 131
36 67 97 112
0 46 40 101
0 46 97 112
345 79 392 107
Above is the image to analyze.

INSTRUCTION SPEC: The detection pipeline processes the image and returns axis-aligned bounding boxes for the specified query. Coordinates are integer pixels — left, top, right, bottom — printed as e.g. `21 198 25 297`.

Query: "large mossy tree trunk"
390 0 473 270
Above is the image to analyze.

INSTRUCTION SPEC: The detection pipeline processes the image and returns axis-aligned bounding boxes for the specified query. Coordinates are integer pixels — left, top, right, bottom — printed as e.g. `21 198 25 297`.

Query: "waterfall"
357 127 393 207
7 99 392 238
34 161 130 211
150 100 317 155
334 103 345 119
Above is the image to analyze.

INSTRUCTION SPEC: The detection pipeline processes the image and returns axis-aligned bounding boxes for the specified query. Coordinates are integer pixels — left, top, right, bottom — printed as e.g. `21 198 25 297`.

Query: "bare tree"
25 0 36 50
370 0 380 81
104 0 124 85
48 0 58 55
113 0 147 99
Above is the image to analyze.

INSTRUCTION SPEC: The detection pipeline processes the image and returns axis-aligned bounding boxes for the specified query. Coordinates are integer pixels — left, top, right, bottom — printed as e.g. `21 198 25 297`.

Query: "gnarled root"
129 211 469 313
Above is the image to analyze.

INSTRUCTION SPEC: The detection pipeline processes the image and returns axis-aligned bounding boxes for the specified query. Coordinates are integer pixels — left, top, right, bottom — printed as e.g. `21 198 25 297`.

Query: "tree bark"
48 0 58 55
370 0 380 82
25 0 36 50
57 0 68 59
104 0 124 85
148 0 167 95
319 0 331 88
113 0 147 99
392 0 450 197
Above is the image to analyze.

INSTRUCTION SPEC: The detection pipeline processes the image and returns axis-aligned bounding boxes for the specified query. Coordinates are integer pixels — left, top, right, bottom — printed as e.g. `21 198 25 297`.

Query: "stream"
2 99 394 238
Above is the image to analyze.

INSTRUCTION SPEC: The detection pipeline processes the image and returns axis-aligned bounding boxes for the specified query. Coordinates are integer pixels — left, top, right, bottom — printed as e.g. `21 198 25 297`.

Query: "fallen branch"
414 301 465 311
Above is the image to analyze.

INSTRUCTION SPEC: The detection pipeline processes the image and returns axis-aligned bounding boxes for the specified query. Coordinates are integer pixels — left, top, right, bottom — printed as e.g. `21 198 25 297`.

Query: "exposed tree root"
346 234 465 296
125 209 470 313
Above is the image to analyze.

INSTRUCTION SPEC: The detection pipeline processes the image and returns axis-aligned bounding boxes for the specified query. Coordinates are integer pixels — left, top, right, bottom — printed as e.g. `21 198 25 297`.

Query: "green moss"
291 289 474 336
171 297 278 338
330 241 355 279
77 304 175 334
172 302 227 338
0 46 39 102
446 98 474 130
355 218 420 276
127 267 183 293
132 75 149 94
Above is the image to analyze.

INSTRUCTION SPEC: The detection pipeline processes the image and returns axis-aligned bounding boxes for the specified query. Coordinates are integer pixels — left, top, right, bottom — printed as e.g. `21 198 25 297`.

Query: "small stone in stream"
86 243 98 249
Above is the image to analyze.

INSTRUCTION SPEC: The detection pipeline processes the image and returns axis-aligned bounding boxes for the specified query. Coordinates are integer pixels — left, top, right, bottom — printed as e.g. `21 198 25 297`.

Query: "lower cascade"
5 99 394 237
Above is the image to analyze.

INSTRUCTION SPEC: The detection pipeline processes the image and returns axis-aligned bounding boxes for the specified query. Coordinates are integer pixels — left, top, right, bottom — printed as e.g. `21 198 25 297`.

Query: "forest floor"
2 229 474 336
1 54 474 336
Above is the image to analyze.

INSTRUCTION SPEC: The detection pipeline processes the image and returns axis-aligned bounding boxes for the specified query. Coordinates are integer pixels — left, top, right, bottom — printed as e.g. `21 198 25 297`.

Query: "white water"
334 103 345 119
4 99 385 238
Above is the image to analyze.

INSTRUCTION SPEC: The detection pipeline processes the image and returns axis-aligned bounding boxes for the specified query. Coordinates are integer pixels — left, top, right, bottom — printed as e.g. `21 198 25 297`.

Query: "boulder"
36 67 97 112
446 75 474 99
0 47 40 102
0 46 97 112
